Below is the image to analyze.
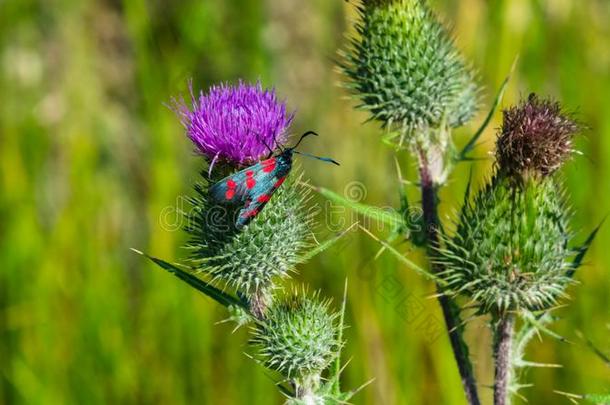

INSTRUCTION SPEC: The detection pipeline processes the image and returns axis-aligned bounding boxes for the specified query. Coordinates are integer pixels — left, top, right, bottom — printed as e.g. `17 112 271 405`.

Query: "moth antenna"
291 131 318 150
250 129 276 158
294 151 340 166
271 131 285 153
261 138 274 158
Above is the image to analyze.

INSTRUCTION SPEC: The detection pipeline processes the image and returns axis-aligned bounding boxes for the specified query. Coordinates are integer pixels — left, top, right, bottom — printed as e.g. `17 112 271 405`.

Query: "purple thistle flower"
172 80 294 167
496 93 580 178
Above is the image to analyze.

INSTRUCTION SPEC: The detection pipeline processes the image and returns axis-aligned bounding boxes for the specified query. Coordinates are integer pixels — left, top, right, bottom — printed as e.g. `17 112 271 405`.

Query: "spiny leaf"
585 393 610 404
463 165 474 205
310 184 404 228
515 312 553 351
567 218 605 278
521 312 571 344
515 360 562 368
358 225 442 283
555 391 610 404
577 330 610 368
330 279 349 394
300 223 359 262
457 56 518 162
132 249 245 309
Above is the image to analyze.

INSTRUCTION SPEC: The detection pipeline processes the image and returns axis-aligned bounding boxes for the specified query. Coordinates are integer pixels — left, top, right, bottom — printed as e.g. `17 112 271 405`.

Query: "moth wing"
235 193 273 229
235 173 285 228
209 157 287 228
209 164 261 204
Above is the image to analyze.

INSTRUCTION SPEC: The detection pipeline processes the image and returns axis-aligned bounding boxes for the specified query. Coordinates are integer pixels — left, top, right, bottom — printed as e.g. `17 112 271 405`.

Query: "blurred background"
1 0 608 403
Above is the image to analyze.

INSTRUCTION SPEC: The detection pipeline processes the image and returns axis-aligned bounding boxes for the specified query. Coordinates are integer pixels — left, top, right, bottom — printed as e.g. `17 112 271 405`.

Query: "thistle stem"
250 289 268 320
493 314 515 405
418 153 481 405
295 375 321 404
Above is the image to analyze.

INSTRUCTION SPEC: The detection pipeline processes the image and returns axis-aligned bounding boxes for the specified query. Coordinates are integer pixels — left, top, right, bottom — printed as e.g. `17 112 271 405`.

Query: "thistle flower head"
437 175 574 314
251 289 341 381
185 174 313 315
341 0 479 135
497 94 580 179
173 80 294 166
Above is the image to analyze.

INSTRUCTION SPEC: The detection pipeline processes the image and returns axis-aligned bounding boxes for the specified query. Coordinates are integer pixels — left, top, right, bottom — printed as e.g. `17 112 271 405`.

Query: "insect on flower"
209 131 339 229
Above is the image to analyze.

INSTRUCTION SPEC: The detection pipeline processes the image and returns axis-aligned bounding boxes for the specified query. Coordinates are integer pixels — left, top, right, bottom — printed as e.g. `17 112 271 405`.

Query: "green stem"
249 288 269 320
418 151 481 405
295 374 321 404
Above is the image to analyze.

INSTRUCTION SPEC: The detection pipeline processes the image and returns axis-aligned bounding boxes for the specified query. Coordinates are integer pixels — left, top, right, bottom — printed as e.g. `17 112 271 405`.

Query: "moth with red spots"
209 131 339 229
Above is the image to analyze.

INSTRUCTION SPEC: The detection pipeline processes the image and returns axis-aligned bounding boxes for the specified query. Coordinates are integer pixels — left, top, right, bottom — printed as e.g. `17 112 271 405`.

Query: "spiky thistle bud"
341 0 479 135
251 290 341 393
173 81 313 317
438 175 573 313
185 175 313 316
437 95 581 315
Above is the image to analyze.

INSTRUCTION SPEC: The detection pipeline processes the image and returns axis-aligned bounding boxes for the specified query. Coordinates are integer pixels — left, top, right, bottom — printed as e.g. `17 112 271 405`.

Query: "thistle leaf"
359 225 441 282
585 393 610 404
330 279 349 394
132 249 245 309
457 57 518 161
312 185 405 228
567 218 605 278
521 312 570 344
300 223 359 262
577 330 610 368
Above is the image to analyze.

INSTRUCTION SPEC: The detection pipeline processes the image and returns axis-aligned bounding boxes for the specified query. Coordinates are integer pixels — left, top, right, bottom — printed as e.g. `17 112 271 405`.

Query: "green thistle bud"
438 96 581 314
185 173 313 317
341 0 479 134
438 175 573 313
251 290 341 388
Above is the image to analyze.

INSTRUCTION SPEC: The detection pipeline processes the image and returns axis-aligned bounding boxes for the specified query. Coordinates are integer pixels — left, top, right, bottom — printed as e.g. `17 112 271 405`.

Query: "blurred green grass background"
1 0 608 404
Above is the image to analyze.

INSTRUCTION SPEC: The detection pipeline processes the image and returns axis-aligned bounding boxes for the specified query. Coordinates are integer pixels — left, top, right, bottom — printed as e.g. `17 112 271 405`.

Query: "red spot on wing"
244 209 258 218
245 170 256 189
227 179 236 189
274 177 286 188
262 158 276 173
257 194 271 203
225 189 235 200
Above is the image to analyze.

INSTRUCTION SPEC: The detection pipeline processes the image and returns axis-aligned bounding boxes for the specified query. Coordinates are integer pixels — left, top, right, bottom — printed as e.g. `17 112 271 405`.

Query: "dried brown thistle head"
496 93 580 179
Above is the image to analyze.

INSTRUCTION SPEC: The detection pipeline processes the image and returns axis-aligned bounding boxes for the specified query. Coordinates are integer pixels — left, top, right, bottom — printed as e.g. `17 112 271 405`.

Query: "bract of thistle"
184 174 314 304
437 175 574 314
342 0 480 136
251 290 341 382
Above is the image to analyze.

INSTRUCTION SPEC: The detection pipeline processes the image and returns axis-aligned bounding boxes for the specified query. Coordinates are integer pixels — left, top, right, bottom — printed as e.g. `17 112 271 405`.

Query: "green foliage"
185 173 313 299
341 0 479 134
457 59 517 161
437 175 574 314
251 290 340 382
1 0 609 403
585 393 610 404
134 250 246 309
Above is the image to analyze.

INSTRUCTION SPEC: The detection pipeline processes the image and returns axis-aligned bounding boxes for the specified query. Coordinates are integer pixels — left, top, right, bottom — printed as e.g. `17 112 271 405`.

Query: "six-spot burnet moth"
209 131 339 229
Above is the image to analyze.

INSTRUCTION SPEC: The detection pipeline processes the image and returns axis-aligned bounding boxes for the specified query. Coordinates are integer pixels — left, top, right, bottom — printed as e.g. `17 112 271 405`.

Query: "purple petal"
172 80 294 166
